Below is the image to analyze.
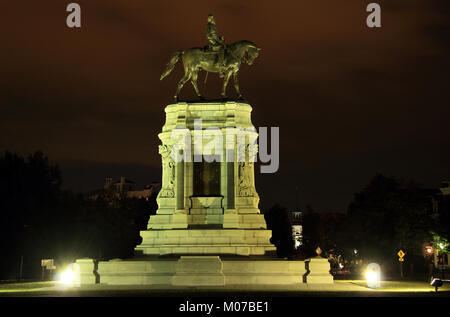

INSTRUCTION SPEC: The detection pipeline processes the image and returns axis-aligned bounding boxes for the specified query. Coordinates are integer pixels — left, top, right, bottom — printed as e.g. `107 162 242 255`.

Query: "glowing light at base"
365 263 381 289
366 270 376 281
56 263 81 288
60 268 75 285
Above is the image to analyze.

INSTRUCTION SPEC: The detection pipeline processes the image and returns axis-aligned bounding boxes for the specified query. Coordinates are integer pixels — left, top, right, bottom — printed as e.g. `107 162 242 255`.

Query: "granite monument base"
76 255 333 286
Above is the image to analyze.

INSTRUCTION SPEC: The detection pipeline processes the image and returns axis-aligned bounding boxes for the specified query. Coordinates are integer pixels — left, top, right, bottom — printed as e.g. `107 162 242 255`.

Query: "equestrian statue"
160 14 260 102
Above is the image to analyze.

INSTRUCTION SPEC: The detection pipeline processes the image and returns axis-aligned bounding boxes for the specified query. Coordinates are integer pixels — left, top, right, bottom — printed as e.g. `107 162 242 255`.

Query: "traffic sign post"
41 259 55 281
398 250 405 278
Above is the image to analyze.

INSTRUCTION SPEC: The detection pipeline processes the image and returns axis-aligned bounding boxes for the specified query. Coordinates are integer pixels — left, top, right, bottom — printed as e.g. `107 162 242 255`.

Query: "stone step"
76 255 334 286
140 228 273 238
138 237 273 246
147 214 268 229
136 228 276 256
135 245 275 256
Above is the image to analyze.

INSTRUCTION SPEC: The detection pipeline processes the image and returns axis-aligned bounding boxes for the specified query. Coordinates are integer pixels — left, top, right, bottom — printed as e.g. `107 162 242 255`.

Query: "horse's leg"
190 71 204 100
233 72 243 100
174 71 191 102
221 71 232 99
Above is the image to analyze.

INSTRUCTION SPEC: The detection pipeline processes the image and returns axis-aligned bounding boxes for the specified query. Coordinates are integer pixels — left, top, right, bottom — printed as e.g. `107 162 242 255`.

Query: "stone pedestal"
76 259 97 285
76 101 333 286
76 256 311 286
305 257 334 284
172 256 225 286
142 101 275 256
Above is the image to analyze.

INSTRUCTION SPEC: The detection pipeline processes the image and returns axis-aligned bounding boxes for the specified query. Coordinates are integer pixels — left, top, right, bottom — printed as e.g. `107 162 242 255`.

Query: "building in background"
289 211 303 249
87 176 161 201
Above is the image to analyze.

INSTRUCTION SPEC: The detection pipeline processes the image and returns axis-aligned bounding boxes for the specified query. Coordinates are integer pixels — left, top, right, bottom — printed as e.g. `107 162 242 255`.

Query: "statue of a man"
206 14 225 77
206 14 224 49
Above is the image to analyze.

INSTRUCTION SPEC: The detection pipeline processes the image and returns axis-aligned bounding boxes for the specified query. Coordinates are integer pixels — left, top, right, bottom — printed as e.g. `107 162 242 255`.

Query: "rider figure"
206 14 226 77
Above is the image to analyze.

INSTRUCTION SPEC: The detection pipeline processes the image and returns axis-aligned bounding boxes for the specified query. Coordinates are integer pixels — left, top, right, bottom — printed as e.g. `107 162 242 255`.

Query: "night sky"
1 1 449 212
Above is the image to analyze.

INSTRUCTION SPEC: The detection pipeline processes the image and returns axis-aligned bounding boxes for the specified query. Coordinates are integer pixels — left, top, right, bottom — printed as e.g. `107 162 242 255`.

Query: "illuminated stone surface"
76 102 333 286
305 257 334 284
139 101 274 256
76 256 334 285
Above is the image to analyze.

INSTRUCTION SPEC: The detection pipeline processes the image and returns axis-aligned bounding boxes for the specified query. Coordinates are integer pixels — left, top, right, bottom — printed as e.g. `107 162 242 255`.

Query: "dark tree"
300 205 321 257
69 189 158 261
0 151 66 279
317 212 347 254
0 151 159 280
264 204 294 258
344 173 434 272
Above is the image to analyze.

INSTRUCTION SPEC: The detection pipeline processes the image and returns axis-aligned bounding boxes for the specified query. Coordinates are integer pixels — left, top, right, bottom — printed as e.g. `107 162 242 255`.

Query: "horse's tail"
160 50 183 80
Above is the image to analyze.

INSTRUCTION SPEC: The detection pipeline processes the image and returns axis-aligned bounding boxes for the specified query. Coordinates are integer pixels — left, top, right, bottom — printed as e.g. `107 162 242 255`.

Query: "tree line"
0 151 157 280
265 173 450 277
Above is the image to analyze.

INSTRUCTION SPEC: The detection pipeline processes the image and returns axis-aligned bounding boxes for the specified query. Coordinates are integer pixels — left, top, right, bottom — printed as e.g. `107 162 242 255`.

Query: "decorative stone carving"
237 144 257 197
159 144 175 198
238 162 253 197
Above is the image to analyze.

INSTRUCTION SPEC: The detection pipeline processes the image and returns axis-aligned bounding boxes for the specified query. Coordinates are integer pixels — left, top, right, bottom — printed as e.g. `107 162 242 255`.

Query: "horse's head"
233 41 260 65
245 43 260 65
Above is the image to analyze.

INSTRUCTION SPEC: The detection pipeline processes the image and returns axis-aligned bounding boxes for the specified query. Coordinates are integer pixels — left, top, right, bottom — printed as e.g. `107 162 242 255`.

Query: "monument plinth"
135 101 274 257
76 101 333 286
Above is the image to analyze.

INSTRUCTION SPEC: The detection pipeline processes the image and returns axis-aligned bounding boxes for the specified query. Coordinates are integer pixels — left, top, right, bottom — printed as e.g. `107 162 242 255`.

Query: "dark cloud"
1 0 449 212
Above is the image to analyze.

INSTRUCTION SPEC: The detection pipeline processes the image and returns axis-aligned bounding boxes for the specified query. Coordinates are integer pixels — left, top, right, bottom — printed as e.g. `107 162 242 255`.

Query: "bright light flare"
56 263 81 288
365 270 376 281
365 263 381 289
60 268 75 285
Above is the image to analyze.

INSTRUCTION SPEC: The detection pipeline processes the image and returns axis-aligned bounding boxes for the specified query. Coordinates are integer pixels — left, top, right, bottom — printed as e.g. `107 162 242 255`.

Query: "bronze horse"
160 40 260 102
